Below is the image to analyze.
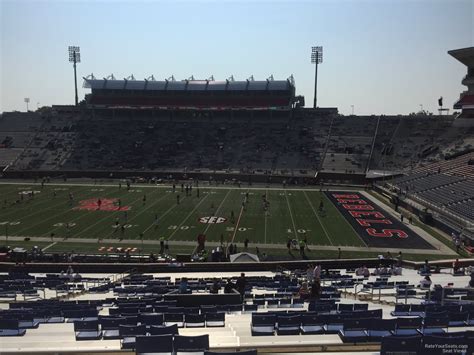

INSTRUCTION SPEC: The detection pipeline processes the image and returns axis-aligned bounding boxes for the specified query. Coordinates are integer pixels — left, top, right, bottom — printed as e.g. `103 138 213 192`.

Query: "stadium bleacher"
2 109 473 177
0 267 473 354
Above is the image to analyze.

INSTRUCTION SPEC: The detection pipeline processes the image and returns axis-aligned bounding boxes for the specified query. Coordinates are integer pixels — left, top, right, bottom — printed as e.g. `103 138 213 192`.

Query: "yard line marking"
0 185 92 221
142 195 189 234
71 190 162 239
230 205 244 246
202 190 231 235
324 191 369 247
229 188 250 246
284 190 298 240
105 190 173 238
42 241 57 251
167 194 210 240
303 190 333 246
14 187 118 237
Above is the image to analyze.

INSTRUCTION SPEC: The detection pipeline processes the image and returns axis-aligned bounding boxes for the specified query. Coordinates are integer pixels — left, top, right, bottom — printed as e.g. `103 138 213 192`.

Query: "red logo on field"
73 198 131 211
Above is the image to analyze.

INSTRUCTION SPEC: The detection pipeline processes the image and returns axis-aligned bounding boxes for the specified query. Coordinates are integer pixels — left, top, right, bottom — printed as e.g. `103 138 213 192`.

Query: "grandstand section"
380 151 474 252
3 109 473 182
83 77 297 109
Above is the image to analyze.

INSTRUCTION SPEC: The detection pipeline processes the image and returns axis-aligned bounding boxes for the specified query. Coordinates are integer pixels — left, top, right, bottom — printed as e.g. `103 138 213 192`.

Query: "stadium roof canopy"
83 78 293 92
448 47 474 67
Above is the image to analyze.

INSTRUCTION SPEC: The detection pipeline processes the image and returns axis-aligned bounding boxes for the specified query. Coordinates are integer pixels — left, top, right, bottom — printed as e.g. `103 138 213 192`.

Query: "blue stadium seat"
173 334 209 354
135 335 173 355
300 313 324 335
0 319 26 337
392 317 423 336
380 335 422 355
367 318 396 341
448 311 469 327
164 313 184 328
73 320 102 341
205 312 225 327
338 318 371 343
251 313 276 336
120 324 147 349
205 351 257 355
185 314 205 328
322 314 345 334
420 316 448 335
138 312 164 327
148 324 179 336
276 314 301 335
391 304 411 316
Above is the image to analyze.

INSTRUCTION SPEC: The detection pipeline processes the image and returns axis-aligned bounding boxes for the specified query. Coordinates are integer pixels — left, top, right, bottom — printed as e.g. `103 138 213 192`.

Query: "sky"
0 0 473 115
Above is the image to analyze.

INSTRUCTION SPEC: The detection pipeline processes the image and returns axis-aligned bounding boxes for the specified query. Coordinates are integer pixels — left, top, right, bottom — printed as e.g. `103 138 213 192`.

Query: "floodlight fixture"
311 46 323 64
311 46 323 108
68 46 81 106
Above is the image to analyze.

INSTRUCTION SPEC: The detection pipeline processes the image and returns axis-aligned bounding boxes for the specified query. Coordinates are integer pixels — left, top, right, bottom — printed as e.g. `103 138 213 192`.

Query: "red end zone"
73 198 131 211
325 192 435 250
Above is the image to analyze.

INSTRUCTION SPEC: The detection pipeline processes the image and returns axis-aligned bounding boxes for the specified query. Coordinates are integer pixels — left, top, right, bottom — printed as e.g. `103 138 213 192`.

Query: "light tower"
24 98 30 111
68 46 81 106
311 46 323 108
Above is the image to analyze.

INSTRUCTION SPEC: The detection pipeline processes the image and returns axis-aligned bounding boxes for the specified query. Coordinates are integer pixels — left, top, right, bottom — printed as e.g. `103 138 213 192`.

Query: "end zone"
325 191 435 250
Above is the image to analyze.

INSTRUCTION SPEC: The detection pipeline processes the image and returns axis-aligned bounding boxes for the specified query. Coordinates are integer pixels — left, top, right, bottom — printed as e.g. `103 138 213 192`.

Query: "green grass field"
0 182 451 261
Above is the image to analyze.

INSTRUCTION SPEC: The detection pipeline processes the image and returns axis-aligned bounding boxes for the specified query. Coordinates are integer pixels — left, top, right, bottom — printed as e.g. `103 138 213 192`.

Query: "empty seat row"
251 310 383 336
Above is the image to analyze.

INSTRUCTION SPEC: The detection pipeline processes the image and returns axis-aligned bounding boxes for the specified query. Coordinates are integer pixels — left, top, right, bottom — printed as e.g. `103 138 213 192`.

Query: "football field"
0 182 450 260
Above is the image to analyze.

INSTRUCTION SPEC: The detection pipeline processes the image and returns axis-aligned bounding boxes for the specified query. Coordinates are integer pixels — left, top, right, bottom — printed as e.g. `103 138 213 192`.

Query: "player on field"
177 194 180 204
143 194 147 205
154 214 159 230
159 237 165 254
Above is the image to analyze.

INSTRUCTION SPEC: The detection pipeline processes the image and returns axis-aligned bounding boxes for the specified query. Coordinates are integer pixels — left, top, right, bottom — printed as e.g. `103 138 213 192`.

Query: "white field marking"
167 194 210 240
42 241 57 251
284 190 299 240
0 185 93 221
71 190 162 239
230 205 245 246
202 190 231 235
13 186 116 236
142 195 190 234
229 188 250 245
0 181 361 193
303 190 333 246
321 191 369 248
